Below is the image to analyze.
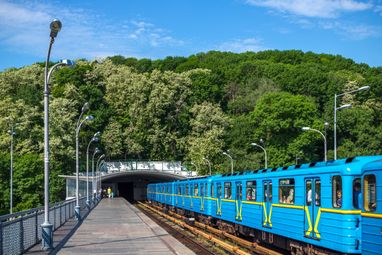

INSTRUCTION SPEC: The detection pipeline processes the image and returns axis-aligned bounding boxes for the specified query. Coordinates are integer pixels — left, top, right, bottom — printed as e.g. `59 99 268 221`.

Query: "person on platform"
107 187 111 198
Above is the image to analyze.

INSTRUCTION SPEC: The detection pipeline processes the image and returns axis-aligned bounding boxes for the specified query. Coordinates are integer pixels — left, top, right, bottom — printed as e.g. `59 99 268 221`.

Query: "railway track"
137 201 283 255
136 202 222 255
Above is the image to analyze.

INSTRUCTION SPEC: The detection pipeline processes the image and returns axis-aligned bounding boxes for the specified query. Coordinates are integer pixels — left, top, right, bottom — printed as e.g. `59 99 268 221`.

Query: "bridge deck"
58 198 195 255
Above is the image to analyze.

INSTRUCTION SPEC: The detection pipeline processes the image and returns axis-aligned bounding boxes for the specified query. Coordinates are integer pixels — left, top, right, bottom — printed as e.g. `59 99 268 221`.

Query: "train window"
236 182 242 200
263 182 273 202
279 179 295 204
364 175 377 212
200 184 204 196
177 185 181 195
224 182 232 199
306 180 311 205
246 181 256 201
353 178 361 209
185 184 189 196
211 183 215 197
204 183 208 197
217 183 222 198
194 184 199 196
332 176 342 208
315 180 321 206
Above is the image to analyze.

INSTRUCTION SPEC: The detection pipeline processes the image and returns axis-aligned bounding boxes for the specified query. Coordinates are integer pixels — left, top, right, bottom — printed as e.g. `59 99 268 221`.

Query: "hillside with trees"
1 50 381 214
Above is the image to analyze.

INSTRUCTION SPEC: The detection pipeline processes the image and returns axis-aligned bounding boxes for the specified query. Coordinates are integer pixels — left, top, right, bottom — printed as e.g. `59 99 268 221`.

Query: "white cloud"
246 0 372 18
218 38 266 53
320 21 380 40
0 0 184 62
375 5 382 15
245 0 379 40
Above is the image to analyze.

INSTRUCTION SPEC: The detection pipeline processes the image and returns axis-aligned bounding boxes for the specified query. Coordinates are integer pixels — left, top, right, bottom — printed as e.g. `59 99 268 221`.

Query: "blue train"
147 156 382 255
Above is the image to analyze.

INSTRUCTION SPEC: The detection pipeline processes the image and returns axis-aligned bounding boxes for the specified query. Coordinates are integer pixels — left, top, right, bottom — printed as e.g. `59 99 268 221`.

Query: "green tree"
251 92 320 166
186 102 230 174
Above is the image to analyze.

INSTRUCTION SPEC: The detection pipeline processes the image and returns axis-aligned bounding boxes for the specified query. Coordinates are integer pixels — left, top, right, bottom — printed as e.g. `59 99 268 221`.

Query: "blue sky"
0 0 381 70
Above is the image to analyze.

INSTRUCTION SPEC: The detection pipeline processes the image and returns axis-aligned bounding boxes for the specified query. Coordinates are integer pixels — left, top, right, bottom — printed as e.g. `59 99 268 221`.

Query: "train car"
147 155 382 255
210 156 381 254
361 159 382 255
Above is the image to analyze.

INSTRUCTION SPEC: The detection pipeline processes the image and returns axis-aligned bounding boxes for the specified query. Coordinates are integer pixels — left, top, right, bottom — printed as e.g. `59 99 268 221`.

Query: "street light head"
222 152 227 155
60 59 75 67
94 131 101 137
251 143 258 146
81 102 89 113
357 85 370 92
338 104 352 110
91 137 99 142
302 127 310 131
50 19 62 38
85 115 94 121
99 154 105 160
324 122 329 127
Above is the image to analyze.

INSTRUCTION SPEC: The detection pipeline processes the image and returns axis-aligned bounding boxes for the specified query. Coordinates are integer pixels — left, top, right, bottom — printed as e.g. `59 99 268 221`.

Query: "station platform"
58 198 195 255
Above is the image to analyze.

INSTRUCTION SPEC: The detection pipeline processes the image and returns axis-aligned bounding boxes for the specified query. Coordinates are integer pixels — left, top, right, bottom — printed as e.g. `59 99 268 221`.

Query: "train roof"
148 155 382 185
361 158 382 172
213 155 382 179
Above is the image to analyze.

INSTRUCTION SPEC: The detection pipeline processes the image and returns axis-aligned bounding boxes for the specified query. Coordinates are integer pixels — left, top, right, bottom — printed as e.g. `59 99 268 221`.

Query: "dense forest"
1 50 381 215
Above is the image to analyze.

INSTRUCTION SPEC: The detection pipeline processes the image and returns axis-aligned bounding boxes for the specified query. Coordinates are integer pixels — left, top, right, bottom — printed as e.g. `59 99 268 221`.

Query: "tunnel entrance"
97 172 186 202
118 182 134 203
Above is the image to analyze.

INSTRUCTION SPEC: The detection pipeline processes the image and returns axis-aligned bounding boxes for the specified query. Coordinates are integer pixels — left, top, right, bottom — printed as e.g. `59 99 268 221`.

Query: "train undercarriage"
151 201 345 255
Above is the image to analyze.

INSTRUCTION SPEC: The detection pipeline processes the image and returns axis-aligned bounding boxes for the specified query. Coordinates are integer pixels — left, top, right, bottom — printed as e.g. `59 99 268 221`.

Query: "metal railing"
0 196 96 255
105 161 198 177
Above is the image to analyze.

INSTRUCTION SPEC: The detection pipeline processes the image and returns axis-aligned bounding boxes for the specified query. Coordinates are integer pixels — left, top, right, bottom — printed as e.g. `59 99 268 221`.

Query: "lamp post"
222 152 233 174
92 148 101 202
8 124 17 215
202 157 212 175
98 160 106 195
190 161 199 176
295 150 303 165
251 143 267 169
334 85 369 160
96 154 105 199
42 19 75 250
75 113 94 220
302 127 327 161
86 132 100 208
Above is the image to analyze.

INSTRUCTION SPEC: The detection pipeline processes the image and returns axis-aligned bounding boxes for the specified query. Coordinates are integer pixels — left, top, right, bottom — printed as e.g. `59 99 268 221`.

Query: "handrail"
0 196 97 255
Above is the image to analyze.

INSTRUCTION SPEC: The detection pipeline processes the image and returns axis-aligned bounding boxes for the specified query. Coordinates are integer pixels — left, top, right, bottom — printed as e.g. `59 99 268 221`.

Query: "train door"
176 184 180 206
304 178 321 239
200 182 205 211
362 174 381 255
235 181 243 221
181 184 185 207
217 183 222 216
262 180 272 227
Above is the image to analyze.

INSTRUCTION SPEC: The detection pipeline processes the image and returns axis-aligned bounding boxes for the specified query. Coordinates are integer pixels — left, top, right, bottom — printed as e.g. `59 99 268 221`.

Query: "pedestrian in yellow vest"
107 187 111 198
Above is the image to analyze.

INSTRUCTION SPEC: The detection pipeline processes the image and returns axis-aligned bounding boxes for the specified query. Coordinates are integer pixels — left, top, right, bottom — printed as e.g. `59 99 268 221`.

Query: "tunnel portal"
62 161 196 202
100 172 185 202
